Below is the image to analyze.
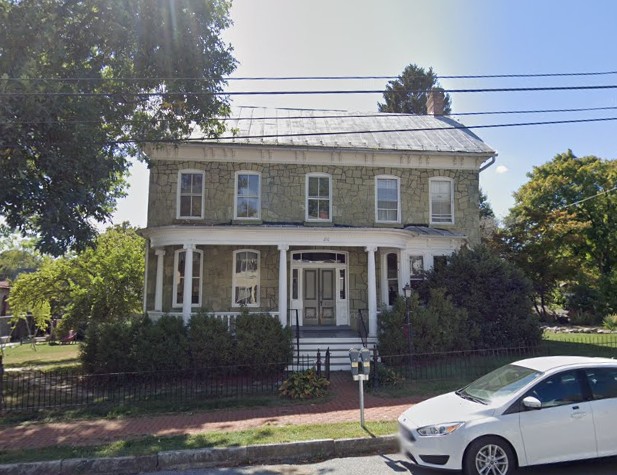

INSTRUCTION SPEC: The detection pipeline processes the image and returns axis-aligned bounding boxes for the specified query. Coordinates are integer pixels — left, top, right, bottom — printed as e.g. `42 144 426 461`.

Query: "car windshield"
457 364 541 404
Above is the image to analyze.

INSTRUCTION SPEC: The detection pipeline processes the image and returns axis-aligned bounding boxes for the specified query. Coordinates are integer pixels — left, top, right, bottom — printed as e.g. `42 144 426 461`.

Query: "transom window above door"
375 176 400 223
177 170 204 219
306 174 332 221
235 172 260 220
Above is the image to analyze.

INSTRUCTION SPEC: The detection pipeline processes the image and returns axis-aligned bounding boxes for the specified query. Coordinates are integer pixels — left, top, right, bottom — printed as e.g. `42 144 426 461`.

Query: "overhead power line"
3 70 617 82
3 106 617 127
559 186 617 209
3 84 617 98
4 116 616 147
194 117 617 141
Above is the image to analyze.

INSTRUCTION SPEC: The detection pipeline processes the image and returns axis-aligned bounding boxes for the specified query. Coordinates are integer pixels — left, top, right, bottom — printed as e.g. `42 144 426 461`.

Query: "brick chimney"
426 88 445 116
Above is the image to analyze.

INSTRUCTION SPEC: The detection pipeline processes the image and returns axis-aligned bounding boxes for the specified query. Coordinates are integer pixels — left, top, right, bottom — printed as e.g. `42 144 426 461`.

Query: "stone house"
141 95 496 366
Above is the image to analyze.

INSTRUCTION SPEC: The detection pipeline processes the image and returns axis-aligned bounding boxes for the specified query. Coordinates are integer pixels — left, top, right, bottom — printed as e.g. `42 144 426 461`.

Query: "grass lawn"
0 421 397 464
543 330 617 358
1 342 80 369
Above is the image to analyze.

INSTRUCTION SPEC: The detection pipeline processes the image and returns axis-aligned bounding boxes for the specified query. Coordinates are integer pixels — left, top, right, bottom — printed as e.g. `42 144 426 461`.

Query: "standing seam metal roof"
190 107 495 155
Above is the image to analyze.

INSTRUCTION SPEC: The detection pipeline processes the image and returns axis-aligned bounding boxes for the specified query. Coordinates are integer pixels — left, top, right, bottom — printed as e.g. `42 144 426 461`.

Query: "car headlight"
416 422 464 437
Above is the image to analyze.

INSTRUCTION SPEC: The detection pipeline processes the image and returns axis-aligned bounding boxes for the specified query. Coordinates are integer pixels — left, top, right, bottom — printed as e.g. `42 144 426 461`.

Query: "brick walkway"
0 373 421 451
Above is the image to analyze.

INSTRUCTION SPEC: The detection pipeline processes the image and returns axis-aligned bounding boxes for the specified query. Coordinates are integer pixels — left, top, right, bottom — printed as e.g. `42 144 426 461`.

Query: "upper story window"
375 176 400 223
234 172 260 220
173 248 203 307
177 170 204 219
306 173 332 221
233 250 260 307
430 178 454 224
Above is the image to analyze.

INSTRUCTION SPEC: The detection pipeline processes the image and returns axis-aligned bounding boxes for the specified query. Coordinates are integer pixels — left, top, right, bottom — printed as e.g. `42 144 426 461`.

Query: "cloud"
495 165 509 174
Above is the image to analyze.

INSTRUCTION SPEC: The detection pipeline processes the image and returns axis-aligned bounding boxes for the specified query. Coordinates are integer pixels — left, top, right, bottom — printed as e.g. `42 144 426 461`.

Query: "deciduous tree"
9 225 145 333
0 0 236 255
500 150 617 317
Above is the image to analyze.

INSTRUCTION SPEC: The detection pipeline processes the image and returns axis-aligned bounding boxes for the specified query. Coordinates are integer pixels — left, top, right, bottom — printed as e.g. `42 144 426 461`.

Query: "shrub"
80 319 140 374
188 311 234 370
378 290 471 363
420 246 541 348
603 314 617 331
235 312 292 375
370 365 405 388
132 315 189 372
279 369 330 399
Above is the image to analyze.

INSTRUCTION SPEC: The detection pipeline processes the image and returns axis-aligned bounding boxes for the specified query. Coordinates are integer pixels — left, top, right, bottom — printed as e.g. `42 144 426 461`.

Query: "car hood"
399 391 496 428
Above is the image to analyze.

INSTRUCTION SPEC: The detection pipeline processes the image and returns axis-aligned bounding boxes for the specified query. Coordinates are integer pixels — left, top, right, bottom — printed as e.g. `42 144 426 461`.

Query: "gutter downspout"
479 156 496 172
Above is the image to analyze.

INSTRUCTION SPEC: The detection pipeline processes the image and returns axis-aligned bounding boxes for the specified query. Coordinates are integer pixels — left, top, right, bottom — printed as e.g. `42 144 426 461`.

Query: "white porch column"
278 244 289 327
182 244 195 323
366 246 378 337
154 249 166 312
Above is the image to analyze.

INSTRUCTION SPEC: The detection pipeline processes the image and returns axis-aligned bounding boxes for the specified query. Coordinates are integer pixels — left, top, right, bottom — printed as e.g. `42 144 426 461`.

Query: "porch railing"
148 311 280 331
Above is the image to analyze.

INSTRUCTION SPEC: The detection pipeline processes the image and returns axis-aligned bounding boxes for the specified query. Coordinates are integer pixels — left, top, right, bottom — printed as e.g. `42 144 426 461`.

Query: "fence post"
316 349 322 377
325 348 330 380
0 355 4 414
372 345 379 390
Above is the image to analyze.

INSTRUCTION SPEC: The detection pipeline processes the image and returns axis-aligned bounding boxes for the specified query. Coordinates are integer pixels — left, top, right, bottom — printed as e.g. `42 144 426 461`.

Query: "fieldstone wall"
148 161 480 245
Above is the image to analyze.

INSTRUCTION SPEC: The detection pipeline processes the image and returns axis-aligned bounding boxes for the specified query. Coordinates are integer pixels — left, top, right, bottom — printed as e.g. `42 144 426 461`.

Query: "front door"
303 268 336 326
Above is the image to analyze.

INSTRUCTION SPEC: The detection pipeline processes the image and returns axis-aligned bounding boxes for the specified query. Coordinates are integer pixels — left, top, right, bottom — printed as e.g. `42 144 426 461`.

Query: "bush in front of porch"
378 289 470 364
80 311 292 375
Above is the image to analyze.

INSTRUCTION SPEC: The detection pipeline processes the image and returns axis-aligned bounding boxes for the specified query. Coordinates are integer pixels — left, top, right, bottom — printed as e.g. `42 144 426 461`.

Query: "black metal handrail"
358 309 369 347
291 308 300 363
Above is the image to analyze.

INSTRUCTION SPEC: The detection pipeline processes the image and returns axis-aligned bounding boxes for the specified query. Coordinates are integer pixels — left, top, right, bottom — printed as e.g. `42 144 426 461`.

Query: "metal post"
359 377 365 428
403 283 413 376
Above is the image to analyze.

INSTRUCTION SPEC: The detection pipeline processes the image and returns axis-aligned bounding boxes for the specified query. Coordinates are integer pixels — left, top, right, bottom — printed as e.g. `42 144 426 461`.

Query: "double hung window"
306 174 331 221
375 176 400 223
233 250 260 306
173 249 203 307
177 170 204 219
430 178 454 224
235 172 260 219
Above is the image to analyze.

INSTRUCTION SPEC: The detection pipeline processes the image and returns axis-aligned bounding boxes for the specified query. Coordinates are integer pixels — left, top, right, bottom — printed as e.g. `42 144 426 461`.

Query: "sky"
111 0 617 227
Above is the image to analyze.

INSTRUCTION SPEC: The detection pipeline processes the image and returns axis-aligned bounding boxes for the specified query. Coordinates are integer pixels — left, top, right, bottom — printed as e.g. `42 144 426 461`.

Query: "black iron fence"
371 345 548 390
1 353 329 413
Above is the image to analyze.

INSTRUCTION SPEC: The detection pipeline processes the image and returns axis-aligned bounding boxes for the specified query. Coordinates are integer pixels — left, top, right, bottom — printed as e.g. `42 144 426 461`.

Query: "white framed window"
173 248 203 307
177 170 205 219
430 177 454 224
234 171 260 220
306 173 332 221
232 249 260 307
375 176 400 223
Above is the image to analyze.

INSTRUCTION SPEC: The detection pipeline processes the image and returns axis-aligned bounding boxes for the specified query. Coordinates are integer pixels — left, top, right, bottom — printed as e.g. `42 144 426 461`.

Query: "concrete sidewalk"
0 373 420 452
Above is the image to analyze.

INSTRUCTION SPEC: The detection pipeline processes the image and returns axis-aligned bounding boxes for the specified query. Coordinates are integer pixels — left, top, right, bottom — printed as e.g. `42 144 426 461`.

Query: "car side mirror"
522 396 542 410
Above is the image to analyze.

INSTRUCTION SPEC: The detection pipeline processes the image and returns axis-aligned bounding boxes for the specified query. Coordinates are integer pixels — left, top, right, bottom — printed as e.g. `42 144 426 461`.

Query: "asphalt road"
147 453 617 474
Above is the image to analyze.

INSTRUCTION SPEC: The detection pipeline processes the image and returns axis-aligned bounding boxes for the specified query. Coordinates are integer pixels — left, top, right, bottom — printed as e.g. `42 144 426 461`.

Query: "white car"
398 355 617 475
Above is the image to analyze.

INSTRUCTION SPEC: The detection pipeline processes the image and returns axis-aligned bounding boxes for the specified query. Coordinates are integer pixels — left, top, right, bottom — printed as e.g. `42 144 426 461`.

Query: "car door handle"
571 410 587 419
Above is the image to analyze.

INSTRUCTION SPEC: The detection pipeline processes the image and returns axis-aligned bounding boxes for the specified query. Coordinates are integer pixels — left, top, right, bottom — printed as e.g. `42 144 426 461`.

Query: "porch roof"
142 224 466 249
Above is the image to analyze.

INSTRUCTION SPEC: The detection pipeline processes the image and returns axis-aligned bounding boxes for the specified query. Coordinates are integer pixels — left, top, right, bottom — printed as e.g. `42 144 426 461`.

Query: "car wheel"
464 436 514 475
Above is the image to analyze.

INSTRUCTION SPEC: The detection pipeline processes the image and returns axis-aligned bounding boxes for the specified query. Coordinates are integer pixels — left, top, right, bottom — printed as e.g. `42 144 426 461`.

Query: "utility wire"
3 106 617 126
559 186 617 209
191 117 617 141
3 70 617 82
4 116 616 147
3 84 617 97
